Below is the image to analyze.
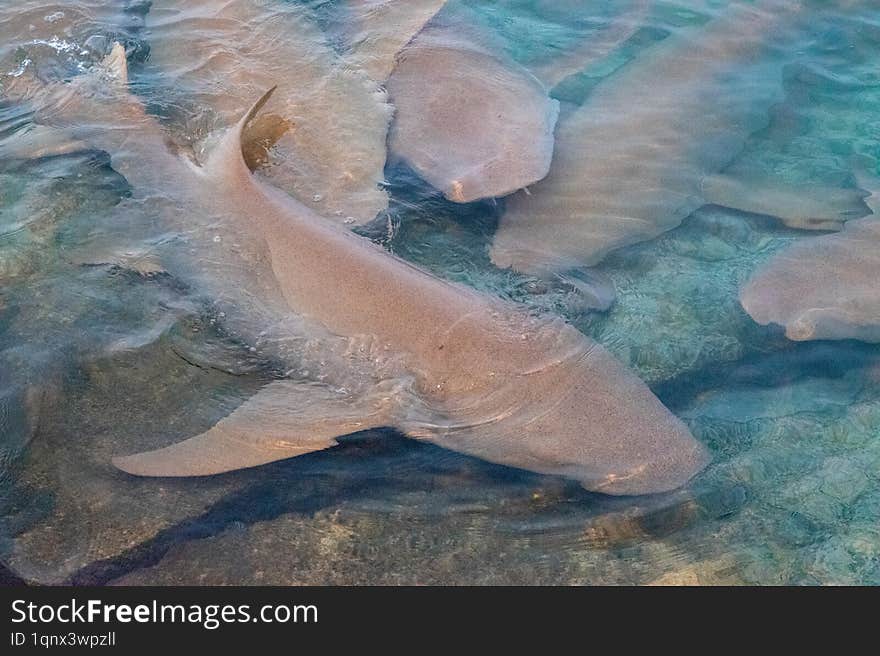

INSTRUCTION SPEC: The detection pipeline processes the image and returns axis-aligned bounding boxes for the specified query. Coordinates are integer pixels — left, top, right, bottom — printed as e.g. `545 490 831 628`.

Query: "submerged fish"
386 24 559 203
740 163 880 343
37 46 707 496
379 1 652 205
527 0 651 89
490 0 869 278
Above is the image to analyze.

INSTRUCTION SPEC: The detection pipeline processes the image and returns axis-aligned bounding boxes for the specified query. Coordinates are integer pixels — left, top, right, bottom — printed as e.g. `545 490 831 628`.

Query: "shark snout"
505 341 711 497
582 436 711 497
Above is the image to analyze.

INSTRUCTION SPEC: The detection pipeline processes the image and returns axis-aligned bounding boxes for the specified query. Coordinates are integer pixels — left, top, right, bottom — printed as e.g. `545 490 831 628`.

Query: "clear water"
1 0 879 585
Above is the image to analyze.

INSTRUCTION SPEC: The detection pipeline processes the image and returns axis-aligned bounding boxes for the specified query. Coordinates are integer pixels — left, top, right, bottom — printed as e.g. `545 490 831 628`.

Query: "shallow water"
1 0 879 585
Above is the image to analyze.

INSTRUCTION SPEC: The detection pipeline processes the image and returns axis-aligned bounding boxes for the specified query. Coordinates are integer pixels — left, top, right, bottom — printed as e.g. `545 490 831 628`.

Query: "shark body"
490 0 868 278
34 46 707 496
740 164 880 342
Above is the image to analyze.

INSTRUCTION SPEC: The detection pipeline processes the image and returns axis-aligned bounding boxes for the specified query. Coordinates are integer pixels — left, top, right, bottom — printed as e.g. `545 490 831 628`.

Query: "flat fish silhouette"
387 24 559 203
490 0 869 278
38 45 707 495
740 163 880 342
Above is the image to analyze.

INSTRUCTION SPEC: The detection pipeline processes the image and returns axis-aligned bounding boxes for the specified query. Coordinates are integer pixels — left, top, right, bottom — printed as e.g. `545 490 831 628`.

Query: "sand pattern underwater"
1 0 880 585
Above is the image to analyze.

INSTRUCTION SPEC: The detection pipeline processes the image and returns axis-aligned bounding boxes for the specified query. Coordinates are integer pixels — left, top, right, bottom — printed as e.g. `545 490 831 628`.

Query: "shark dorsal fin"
239 85 277 131
204 86 293 178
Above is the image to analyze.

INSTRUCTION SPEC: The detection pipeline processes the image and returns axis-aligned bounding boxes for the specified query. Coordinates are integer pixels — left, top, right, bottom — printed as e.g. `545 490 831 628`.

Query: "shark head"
501 345 710 496
412 317 710 497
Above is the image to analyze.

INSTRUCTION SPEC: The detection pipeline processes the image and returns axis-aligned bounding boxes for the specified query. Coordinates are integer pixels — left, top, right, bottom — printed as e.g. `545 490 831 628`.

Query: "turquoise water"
1 1 879 584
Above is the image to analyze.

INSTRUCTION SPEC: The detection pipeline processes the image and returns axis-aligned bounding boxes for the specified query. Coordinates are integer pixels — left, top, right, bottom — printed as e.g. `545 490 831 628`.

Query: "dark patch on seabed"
654 338 880 413
64 431 746 584
65 433 561 585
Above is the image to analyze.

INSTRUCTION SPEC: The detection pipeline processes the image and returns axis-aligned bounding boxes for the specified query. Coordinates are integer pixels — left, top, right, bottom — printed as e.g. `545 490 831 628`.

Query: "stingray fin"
702 173 870 231
113 380 393 477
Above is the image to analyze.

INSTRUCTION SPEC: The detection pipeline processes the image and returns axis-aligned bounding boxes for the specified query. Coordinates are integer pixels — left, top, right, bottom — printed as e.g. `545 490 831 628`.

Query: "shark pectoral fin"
0 124 89 164
113 380 392 477
511 265 615 313
241 113 295 172
553 268 616 312
702 173 871 230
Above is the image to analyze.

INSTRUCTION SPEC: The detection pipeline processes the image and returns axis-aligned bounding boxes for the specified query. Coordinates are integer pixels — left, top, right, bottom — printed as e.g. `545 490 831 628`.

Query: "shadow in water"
67 431 566 584
0 561 26 586
66 425 746 585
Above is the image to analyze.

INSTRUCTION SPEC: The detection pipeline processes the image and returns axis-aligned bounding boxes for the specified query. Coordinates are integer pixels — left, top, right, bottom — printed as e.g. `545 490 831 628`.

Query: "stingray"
29 45 707 496
740 163 880 343
142 0 392 225
490 0 870 279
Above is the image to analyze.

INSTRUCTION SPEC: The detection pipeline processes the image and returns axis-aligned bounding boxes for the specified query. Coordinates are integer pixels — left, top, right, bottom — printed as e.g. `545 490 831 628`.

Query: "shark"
490 0 870 279
28 44 707 496
386 23 560 204
381 1 650 205
740 161 880 343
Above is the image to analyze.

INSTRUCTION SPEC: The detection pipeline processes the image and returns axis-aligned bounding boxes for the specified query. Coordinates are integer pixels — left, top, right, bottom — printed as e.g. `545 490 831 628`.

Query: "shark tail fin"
28 42 134 129
0 40 126 103
113 380 393 477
